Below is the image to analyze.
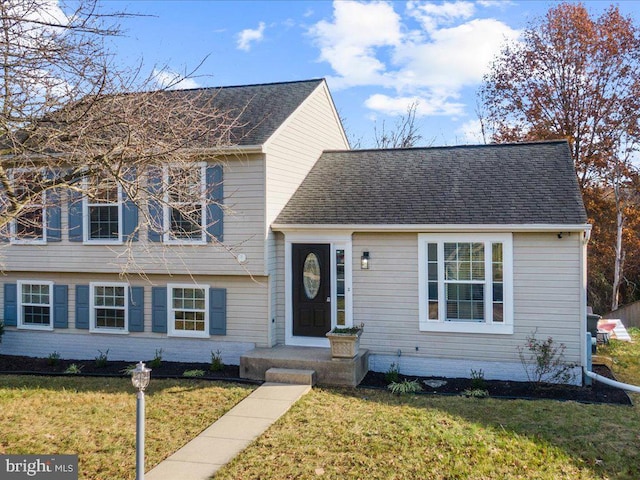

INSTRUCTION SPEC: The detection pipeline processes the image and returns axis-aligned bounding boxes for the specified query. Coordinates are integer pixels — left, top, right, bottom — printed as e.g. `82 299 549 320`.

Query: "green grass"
214 332 640 480
215 388 640 479
3 331 640 480
0 376 253 480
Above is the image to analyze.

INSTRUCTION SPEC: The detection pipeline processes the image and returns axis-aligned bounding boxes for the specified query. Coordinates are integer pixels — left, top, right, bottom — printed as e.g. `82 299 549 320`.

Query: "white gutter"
272 223 592 234
584 368 640 393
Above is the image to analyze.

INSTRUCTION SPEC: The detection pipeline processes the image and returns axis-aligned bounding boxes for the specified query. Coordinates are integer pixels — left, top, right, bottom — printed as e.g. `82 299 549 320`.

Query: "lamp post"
131 361 151 480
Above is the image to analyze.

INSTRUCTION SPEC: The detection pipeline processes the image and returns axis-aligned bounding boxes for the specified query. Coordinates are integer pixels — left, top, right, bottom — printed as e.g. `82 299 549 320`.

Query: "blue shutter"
75 285 90 329
122 168 139 242
151 287 167 333
53 285 68 328
46 189 62 242
147 168 163 242
209 288 226 335
206 165 223 242
128 286 144 332
68 190 84 242
4 283 17 326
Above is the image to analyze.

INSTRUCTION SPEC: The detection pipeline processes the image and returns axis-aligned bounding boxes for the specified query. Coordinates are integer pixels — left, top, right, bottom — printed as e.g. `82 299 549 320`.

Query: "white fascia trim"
272 223 592 233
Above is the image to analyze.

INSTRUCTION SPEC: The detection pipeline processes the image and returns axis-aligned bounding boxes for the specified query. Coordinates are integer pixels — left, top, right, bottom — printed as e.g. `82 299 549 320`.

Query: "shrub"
120 364 137 375
388 379 421 395
210 350 224 372
183 369 205 377
47 351 61 366
94 349 109 368
149 348 163 369
517 331 577 385
385 362 400 384
470 368 486 390
65 364 83 374
463 388 489 398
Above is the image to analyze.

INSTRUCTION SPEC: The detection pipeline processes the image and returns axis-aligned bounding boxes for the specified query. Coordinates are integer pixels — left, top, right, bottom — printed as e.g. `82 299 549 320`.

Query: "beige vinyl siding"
2 154 267 277
264 82 348 229
1 272 270 346
352 231 583 365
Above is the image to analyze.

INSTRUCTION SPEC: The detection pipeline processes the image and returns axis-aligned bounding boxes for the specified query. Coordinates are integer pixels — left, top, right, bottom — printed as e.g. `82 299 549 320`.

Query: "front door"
292 243 331 337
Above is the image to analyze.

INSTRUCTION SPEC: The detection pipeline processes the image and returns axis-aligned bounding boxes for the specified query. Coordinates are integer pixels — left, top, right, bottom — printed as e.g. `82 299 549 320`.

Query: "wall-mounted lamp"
361 251 370 270
557 232 563 239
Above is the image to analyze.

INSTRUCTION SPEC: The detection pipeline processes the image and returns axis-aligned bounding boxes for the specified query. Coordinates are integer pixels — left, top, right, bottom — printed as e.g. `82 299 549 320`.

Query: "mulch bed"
0 354 632 404
0 353 249 382
359 364 633 405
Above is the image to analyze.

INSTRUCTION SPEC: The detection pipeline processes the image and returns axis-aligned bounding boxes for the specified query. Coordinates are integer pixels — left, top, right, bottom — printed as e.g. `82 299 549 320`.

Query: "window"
10 170 46 243
336 249 346 326
419 233 513 334
84 177 122 243
90 283 128 333
17 281 53 330
168 284 209 337
163 164 206 243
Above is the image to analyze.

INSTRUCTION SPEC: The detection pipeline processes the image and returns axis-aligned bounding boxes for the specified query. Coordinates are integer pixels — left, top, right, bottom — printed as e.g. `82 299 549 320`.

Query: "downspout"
584 368 640 394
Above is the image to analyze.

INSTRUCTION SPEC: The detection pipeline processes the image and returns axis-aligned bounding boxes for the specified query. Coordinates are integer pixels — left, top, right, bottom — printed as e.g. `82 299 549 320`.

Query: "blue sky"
101 0 640 148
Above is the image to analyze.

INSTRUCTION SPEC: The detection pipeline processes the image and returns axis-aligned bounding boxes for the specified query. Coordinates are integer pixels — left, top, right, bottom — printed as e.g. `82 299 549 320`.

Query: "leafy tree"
0 0 244 269
480 2 640 312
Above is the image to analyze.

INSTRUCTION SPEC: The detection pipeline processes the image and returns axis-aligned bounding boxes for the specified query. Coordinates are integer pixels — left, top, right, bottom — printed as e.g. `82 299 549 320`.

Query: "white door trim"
284 232 353 347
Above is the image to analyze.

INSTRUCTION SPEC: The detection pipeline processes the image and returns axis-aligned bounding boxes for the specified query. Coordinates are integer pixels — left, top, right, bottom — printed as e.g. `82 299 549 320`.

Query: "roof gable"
158 79 325 146
274 140 588 226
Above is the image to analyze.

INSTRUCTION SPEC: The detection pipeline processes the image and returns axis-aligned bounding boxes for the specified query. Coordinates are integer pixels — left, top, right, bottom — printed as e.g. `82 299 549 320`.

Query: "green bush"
210 350 224 372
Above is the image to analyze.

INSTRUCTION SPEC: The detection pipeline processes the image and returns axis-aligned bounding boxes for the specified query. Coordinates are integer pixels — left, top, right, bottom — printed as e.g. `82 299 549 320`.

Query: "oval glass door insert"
303 253 321 299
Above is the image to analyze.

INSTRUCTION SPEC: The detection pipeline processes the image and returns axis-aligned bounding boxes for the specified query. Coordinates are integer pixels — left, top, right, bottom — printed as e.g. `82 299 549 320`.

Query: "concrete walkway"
146 382 311 480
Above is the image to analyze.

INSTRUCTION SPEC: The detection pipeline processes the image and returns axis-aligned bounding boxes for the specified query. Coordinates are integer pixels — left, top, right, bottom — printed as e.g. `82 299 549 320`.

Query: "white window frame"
17 280 54 330
418 233 514 334
167 283 210 338
89 282 129 334
83 177 123 244
162 163 207 245
9 169 47 245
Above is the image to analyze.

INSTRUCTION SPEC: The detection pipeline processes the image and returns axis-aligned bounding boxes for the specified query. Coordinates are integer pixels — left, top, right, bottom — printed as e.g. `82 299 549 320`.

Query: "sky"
91 1 640 148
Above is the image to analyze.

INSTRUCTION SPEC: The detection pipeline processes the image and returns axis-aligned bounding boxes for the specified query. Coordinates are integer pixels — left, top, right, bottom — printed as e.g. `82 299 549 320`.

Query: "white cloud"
407 1 475 32
237 22 266 51
455 119 486 144
309 0 520 121
309 1 402 88
365 93 465 117
152 69 200 90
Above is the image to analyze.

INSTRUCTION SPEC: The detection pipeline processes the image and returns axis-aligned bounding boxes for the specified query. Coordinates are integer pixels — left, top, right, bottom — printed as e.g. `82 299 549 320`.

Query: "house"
0 78 591 385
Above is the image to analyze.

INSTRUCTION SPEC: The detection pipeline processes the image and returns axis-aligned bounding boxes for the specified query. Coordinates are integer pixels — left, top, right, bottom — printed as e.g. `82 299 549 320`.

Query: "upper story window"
17 280 53 330
418 233 513 334
10 170 46 244
163 164 206 244
84 177 122 243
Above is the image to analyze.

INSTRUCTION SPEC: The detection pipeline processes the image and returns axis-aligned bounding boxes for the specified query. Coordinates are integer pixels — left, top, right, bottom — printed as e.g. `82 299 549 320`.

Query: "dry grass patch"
0 376 253 480
216 388 640 480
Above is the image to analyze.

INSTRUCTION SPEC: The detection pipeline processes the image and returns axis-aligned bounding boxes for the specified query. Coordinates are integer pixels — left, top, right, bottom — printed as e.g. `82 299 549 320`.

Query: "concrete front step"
240 346 369 387
265 368 317 386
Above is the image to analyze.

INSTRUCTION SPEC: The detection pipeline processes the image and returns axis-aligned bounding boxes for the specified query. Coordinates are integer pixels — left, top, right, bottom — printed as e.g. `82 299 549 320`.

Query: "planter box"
326 330 362 358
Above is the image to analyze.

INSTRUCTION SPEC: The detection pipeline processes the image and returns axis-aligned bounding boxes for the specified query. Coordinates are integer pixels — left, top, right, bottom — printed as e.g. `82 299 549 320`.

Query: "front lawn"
0 376 253 480
215 388 640 479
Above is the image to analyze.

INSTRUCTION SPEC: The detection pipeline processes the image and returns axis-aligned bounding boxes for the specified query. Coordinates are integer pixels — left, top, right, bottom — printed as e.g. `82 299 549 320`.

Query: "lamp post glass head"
132 361 151 391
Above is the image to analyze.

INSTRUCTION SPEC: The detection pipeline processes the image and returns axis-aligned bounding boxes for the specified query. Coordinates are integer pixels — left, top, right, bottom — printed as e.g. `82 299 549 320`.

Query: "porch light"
361 251 370 270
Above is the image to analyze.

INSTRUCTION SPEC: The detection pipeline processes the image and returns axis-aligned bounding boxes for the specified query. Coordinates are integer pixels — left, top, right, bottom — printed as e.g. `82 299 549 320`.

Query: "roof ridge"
323 139 569 154
144 78 325 95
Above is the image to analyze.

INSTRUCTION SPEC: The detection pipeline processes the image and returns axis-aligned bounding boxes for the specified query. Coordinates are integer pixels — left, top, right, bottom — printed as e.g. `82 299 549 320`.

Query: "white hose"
584 369 640 393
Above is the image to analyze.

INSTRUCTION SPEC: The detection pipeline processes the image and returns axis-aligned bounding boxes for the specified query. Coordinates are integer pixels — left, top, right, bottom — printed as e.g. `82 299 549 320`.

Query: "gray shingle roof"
274 140 588 226
191 79 324 145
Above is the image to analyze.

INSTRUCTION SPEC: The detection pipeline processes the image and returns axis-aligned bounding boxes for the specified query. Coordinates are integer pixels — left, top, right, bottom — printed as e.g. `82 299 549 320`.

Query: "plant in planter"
326 323 364 358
